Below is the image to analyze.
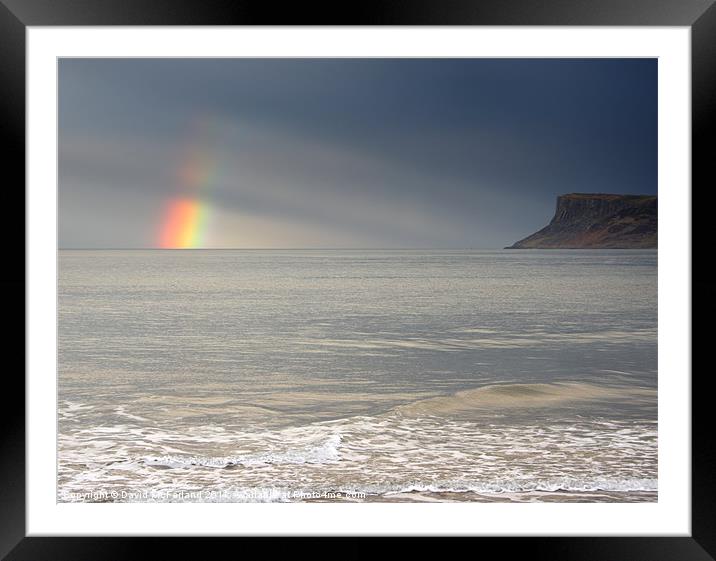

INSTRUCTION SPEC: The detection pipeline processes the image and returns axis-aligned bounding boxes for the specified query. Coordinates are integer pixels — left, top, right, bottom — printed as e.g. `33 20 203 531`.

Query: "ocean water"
58 249 657 502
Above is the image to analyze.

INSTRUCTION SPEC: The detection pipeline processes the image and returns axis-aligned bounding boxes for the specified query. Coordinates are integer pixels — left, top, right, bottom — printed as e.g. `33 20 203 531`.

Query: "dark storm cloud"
58 58 657 248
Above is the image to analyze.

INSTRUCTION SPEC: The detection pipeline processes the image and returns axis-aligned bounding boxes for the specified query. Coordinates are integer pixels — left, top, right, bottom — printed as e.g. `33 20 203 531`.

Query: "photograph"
57 57 658 504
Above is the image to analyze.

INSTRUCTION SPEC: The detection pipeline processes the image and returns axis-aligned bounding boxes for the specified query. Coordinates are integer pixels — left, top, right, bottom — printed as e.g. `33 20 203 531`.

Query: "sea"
58 249 657 503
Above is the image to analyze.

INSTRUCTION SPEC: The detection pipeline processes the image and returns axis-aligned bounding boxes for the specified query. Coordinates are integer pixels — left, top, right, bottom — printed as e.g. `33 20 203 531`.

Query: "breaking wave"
143 433 342 468
393 382 655 417
58 382 657 503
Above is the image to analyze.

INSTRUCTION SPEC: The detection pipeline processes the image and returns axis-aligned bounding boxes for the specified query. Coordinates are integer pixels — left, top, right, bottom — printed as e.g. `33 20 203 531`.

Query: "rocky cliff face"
506 193 657 249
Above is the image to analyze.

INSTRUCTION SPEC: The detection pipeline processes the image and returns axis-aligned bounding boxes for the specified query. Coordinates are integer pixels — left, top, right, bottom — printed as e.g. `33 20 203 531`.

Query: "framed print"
3 0 712 558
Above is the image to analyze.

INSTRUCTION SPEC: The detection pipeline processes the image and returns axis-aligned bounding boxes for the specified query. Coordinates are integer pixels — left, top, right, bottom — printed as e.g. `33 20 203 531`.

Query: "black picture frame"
3 0 711 558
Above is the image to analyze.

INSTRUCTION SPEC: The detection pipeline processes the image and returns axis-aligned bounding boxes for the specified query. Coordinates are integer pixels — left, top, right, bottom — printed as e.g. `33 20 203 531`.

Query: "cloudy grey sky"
59 58 657 249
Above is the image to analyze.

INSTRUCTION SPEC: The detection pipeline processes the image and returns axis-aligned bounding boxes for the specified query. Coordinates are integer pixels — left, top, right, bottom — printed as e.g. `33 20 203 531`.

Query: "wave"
392 382 655 417
353 477 658 496
88 478 657 503
59 381 657 503
143 433 342 469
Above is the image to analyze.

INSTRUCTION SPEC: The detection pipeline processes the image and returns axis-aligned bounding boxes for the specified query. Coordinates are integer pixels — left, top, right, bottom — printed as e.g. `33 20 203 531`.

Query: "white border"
27 27 691 536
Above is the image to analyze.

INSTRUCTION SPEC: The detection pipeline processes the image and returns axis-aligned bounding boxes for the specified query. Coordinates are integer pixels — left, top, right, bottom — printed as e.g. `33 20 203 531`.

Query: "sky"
58 58 657 249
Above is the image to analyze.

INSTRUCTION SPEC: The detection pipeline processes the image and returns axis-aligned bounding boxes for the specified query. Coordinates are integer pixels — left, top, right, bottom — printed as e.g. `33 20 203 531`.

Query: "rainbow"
159 198 210 248
158 122 216 248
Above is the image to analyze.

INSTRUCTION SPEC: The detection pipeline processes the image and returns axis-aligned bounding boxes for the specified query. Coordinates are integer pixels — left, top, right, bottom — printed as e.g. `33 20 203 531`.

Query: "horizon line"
56 247 658 251
58 247 507 251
